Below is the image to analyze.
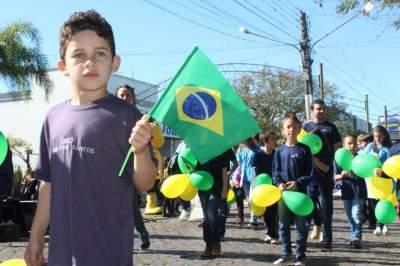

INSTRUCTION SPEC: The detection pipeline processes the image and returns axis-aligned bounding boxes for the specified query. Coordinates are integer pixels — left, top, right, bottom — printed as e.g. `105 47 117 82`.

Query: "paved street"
1 199 399 265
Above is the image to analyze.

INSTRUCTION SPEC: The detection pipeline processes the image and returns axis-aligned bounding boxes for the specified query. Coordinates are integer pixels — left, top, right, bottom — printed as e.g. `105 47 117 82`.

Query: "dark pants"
219 200 228 238
132 186 147 236
365 198 377 227
178 198 191 212
369 198 383 229
308 182 333 243
199 187 222 245
232 187 245 218
263 202 279 239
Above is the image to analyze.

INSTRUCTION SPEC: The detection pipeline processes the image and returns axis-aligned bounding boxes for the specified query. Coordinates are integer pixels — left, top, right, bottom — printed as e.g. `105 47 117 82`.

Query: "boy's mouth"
83 71 99 77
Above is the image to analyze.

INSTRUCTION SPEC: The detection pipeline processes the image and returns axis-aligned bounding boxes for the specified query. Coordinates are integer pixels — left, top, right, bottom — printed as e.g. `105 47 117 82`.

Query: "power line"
143 0 265 44
233 0 299 42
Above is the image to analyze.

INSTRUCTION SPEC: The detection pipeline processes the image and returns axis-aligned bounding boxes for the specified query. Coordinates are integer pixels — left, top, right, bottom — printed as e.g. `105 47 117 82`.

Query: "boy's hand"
374 168 383 177
341 171 349 178
278 183 287 191
129 114 151 154
25 237 45 266
286 181 297 191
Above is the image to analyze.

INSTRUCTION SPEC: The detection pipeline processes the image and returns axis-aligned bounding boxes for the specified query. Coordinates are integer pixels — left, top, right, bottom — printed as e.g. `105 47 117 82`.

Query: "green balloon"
282 191 314 216
0 131 8 166
253 173 272 187
351 153 382 178
189 171 214 191
375 200 396 224
300 133 322 155
334 148 353 171
178 148 198 174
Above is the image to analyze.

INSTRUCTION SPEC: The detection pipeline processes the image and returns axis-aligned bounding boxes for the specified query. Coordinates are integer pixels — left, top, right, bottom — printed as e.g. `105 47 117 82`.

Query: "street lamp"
239 2 373 119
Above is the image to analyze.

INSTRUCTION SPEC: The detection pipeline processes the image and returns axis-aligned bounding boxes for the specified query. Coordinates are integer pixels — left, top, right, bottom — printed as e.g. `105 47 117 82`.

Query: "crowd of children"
21 9 399 266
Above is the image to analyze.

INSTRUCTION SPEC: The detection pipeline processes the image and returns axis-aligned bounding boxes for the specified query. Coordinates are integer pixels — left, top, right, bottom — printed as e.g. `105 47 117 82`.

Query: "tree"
336 0 400 30
230 67 354 137
0 21 53 99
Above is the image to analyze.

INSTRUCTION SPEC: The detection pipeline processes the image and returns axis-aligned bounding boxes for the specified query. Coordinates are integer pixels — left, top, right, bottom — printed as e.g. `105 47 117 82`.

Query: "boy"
273 114 313 266
24 10 156 266
334 135 367 249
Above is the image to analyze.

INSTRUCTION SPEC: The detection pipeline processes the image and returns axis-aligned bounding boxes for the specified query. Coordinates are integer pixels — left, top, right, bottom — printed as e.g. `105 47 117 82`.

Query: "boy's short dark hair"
282 113 300 128
310 99 325 110
59 10 115 60
115 84 135 96
259 130 276 145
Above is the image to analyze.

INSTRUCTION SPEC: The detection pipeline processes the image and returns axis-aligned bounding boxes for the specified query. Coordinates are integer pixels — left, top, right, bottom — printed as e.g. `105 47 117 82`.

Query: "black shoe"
352 239 362 249
320 241 332 252
220 236 225 242
139 232 150 250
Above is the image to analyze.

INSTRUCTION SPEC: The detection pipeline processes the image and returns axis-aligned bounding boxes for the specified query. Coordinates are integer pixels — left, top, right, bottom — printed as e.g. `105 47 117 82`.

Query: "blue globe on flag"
182 92 217 120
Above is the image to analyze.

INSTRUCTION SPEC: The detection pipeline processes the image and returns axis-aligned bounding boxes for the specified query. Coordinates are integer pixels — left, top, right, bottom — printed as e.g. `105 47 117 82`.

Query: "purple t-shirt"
36 94 141 266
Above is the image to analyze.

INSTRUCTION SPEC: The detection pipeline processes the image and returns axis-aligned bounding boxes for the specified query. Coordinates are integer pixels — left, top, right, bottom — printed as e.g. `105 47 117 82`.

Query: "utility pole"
319 63 324 101
384 105 388 128
300 11 313 120
365 95 369 133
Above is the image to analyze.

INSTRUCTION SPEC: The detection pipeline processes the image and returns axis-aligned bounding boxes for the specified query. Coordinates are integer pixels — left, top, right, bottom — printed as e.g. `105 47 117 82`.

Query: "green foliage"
231 68 355 138
12 165 23 197
336 0 400 30
0 21 53 100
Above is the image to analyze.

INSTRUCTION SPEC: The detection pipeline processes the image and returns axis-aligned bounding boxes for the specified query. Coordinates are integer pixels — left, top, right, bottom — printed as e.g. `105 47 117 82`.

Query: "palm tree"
0 21 53 100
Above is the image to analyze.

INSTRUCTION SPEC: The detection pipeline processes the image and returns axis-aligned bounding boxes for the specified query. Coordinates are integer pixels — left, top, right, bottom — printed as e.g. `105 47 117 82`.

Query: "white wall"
0 69 156 153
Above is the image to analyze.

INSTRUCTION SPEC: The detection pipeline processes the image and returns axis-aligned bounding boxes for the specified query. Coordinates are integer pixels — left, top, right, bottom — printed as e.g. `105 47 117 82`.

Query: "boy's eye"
73 53 84 59
96 51 106 57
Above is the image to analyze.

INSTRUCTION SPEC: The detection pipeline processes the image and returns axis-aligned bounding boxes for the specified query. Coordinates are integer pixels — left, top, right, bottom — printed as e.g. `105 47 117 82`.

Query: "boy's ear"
111 55 121 73
57 60 68 76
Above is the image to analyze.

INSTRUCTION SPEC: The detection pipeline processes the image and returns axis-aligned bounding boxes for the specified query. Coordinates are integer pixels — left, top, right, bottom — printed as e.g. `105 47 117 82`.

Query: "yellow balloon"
160 174 189 199
385 193 399 207
227 189 235 202
250 200 266 216
250 184 281 207
150 123 165 148
0 259 26 266
382 155 400 179
179 181 197 201
370 176 393 200
297 128 307 142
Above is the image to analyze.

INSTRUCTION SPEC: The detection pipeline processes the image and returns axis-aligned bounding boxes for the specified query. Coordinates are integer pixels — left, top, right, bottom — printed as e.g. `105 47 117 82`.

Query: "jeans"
369 199 384 229
308 183 333 243
199 188 223 245
343 199 365 240
278 200 309 259
132 186 147 236
243 181 257 223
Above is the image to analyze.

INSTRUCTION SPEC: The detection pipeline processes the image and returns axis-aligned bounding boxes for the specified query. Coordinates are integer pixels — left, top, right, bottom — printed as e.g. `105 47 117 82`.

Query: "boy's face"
117 87 135 105
344 136 356 154
374 131 383 145
358 140 367 150
282 118 300 141
58 30 120 93
266 135 277 149
312 103 325 121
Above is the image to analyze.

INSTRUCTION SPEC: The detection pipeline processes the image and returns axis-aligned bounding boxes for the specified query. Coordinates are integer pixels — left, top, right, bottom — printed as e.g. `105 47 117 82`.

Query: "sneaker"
310 225 320 240
220 236 225 242
373 227 382 236
270 238 279 244
352 239 362 249
139 232 150 250
264 235 272 243
273 256 291 265
235 217 244 225
382 225 389 235
291 242 296 248
247 221 259 228
319 231 324 242
294 257 306 266
179 210 190 221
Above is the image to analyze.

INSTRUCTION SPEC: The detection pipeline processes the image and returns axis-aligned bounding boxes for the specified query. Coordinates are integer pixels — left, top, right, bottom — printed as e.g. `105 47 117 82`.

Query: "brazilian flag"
150 47 260 163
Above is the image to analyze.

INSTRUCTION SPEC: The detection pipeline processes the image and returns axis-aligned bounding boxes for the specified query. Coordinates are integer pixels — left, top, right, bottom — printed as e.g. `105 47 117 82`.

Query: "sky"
1 0 399 125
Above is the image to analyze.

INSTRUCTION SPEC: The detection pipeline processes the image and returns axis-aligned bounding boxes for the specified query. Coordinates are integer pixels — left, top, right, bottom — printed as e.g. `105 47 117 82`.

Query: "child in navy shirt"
272 114 313 266
334 135 367 249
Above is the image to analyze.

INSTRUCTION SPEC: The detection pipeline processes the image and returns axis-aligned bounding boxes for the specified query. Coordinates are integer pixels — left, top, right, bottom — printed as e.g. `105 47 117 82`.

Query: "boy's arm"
133 147 156 192
295 148 314 189
272 149 285 186
129 115 156 192
25 181 51 266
